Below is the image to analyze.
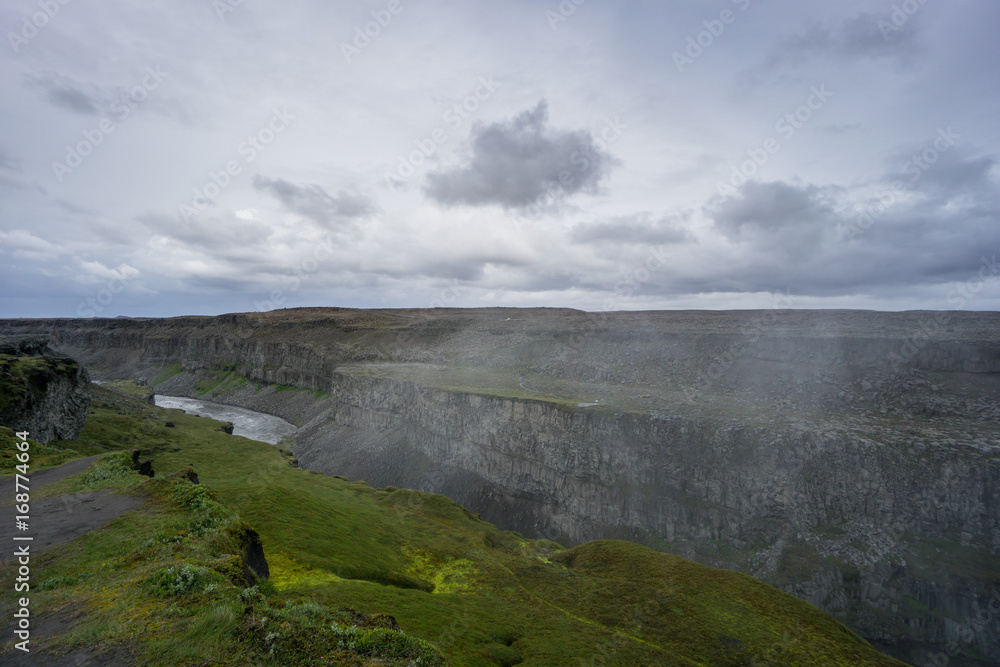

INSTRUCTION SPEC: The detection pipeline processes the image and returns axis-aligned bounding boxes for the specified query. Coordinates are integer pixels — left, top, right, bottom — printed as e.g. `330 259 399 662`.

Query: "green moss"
104 379 154 401
208 554 247 587
242 597 446 666
195 369 238 395
154 362 184 383
906 534 1000 584
0 353 80 415
774 542 824 587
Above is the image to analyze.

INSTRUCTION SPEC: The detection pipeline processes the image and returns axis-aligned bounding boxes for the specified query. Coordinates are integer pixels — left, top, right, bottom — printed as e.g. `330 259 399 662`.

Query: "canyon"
1 307 998 666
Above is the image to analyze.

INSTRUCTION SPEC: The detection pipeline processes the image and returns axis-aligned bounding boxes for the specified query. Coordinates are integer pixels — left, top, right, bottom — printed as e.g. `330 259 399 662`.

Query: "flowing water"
154 395 297 445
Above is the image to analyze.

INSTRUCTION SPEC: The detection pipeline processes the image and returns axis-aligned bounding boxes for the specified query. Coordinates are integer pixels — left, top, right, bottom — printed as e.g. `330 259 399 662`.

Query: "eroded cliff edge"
0 335 90 443
2 308 999 666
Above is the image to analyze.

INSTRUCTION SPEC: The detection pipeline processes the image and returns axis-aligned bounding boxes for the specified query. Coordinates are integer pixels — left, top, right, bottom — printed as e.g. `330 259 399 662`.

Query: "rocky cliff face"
2 308 998 666
0 336 90 443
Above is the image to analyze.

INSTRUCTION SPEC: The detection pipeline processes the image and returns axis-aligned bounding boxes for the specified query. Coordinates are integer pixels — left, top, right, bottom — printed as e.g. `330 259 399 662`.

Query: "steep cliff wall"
286 370 999 666
0 336 90 443
2 308 999 665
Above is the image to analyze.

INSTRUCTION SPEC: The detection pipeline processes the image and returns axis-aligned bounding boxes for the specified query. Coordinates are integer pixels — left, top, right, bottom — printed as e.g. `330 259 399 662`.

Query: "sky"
1 0 999 318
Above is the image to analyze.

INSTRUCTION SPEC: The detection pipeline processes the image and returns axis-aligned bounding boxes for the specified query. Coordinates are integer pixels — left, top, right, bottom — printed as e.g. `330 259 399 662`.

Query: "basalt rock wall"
0 336 90 443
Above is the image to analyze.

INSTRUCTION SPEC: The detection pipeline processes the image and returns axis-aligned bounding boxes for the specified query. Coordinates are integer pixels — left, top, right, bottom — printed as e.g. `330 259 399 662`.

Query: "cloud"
0 146 20 172
838 12 921 59
707 180 836 239
693 156 1000 297
381 253 530 282
139 212 272 250
424 100 617 209
24 71 103 115
0 1 997 315
820 123 862 135
884 145 997 199
0 229 62 261
253 176 376 226
570 214 694 246
77 260 140 284
756 11 924 77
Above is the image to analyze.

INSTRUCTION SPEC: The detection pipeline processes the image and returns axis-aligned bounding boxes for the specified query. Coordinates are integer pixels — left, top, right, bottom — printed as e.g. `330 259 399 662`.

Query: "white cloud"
0 230 62 261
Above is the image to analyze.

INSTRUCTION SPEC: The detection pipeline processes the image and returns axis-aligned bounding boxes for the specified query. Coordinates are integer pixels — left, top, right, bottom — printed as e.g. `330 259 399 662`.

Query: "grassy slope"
0 383 906 666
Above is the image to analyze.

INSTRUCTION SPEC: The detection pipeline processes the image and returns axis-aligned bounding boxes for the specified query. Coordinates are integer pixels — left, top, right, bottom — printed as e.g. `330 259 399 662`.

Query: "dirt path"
0 457 144 561
0 488 145 561
27 456 100 487
0 456 143 664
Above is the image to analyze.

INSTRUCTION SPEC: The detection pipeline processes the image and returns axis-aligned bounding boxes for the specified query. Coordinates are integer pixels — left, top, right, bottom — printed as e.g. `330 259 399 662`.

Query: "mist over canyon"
3 307 998 667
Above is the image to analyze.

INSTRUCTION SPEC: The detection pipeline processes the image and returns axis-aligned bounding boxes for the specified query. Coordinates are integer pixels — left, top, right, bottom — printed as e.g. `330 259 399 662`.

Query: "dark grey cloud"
570 214 694 246
695 159 1000 297
253 176 376 225
820 123 862 135
883 144 997 199
758 11 924 76
0 147 42 194
22 67 186 125
838 12 921 59
424 100 616 209
54 198 98 215
860 150 1000 267
0 147 19 172
24 71 103 115
707 181 835 239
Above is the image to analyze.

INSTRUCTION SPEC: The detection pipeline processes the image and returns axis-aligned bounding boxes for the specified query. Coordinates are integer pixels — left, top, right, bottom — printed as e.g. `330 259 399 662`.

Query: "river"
153 395 297 445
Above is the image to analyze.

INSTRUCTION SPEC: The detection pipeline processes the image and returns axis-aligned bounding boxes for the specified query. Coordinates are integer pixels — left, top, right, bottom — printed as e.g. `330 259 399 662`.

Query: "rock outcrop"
0 335 90 443
1 308 998 666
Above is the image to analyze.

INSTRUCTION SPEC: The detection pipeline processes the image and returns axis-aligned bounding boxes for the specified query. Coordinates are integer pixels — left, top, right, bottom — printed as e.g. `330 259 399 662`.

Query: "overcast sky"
1 0 999 317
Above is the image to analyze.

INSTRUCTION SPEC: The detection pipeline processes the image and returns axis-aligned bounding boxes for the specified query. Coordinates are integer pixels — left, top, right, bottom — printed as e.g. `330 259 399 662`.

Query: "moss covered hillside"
0 382 906 665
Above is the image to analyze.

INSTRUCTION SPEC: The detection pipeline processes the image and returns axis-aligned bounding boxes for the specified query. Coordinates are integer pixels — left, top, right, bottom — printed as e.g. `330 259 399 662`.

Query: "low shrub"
147 563 223 597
